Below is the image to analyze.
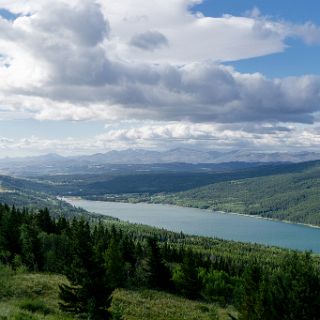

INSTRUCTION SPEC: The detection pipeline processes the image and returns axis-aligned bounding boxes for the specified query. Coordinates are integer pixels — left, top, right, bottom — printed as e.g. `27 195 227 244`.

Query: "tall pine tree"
59 219 113 319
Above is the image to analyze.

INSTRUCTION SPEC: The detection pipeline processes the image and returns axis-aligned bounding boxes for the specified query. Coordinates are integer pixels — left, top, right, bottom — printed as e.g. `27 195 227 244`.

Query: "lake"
65 198 320 253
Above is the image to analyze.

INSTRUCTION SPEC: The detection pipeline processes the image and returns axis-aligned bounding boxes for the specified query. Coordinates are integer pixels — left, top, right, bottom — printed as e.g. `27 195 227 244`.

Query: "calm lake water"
65 198 320 253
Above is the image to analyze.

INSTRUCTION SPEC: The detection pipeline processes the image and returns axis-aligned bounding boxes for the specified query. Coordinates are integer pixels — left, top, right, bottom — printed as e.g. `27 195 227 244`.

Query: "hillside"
147 162 320 225
2 160 320 225
0 269 235 320
1 160 319 196
0 188 98 220
1 203 319 319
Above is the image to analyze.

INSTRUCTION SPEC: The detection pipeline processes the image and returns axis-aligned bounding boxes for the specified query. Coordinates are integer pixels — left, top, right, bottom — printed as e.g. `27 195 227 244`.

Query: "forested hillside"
0 188 100 220
1 160 318 196
1 204 320 319
119 161 320 226
2 159 320 225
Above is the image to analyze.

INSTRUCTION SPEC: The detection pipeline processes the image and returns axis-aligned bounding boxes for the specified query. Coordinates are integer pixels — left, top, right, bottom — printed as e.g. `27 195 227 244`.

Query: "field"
0 266 236 320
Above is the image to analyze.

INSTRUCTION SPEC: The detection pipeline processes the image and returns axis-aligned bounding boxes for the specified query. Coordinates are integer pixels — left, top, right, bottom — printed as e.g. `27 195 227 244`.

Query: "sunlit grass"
0 265 237 319
111 288 237 320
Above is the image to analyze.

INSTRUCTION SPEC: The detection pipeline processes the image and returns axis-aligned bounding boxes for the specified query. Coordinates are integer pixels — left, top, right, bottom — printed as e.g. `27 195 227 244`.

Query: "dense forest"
0 190 91 220
1 204 320 319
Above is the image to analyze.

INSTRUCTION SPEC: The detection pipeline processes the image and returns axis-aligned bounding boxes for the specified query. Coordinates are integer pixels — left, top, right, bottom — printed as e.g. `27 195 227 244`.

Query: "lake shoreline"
63 196 320 252
62 195 320 230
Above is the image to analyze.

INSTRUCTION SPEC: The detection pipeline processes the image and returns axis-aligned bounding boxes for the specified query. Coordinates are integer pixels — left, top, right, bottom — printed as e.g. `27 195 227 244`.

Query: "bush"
13 312 37 320
0 263 14 299
19 299 52 315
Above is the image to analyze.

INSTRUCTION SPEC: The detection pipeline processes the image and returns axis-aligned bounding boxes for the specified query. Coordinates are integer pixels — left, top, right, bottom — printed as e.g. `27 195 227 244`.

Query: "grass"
0 265 73 320
111 288 237 320
0 264 237 319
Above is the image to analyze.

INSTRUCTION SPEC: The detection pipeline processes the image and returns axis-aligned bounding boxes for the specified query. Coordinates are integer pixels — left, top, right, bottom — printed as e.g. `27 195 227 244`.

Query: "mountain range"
1 148 320 176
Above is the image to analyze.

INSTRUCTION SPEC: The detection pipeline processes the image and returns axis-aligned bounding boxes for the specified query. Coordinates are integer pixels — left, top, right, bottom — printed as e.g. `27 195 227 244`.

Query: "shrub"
19 299 52 315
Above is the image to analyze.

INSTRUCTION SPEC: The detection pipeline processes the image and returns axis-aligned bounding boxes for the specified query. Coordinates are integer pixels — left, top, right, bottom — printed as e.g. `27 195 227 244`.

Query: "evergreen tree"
104 236 126 289
59 219 113 319
238 261 262 320
271 252 320 320
35 208 55 234
0 206 24 262
172 249 202 299
20 223 43 271
144 238 172 290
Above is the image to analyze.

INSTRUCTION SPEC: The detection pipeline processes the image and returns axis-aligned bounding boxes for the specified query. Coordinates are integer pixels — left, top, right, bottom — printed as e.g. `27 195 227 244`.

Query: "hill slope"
147 162 320 225
0 268 235 320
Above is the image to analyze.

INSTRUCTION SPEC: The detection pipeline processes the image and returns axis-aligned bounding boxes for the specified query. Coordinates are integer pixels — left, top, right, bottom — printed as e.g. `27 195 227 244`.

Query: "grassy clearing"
0 265 237 319
0 266 73 320
111 288 237 320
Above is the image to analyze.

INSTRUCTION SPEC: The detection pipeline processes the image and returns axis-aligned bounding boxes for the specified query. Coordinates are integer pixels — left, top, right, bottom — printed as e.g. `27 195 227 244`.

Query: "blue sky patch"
0 9 19 21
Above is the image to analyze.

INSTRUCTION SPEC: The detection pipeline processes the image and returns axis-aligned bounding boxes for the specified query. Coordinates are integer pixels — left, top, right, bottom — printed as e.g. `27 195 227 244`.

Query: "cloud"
130 31 168 51
290 22 320 45
5 63 318 125
1 121 320 157
0 0 320 132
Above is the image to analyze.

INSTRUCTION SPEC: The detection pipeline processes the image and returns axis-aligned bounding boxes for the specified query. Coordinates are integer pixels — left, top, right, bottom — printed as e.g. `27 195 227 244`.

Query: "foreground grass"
0 267 73 320
0 267 236 320
111 289 237 320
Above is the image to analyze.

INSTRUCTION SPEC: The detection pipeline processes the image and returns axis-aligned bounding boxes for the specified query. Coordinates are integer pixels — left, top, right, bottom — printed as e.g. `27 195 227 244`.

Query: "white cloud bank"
1 121 320 156
0 0 320 153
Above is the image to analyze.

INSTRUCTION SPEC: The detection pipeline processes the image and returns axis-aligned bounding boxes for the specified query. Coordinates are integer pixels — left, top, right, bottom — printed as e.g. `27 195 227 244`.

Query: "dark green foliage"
267 252 320 320
143 238 172 290
238 261 263 320
19 299 52 315
59 219 112 319
199 269 237 306
11 312 37 320
20 223 43 271
35 208 55 233
104 237 126 289
1 202 320 319
172 249 202 299
238 253 320 320
0 188 93 220
40 232 71 273
0 205 25 263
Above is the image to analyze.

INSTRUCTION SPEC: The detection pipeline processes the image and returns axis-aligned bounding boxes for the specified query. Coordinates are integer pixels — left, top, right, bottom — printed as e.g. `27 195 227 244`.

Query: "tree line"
1 203 320 319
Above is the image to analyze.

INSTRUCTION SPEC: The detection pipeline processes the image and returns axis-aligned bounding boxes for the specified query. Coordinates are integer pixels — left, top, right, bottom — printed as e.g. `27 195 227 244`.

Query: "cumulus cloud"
0 0 320 153
130 31 168 51
13 64 320 124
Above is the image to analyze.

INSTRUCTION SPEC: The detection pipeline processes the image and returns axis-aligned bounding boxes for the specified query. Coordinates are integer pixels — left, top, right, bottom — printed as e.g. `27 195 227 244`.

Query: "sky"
1 0 320 157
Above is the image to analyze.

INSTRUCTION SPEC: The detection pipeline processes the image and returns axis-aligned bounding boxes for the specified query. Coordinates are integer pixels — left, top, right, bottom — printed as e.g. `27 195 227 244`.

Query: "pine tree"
0 206 24 262
104 237 126 289
172 249 201 299
145 238 172 290
59 219 113 319
35 208 55 233
238 261 263 320
20 223 43 271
